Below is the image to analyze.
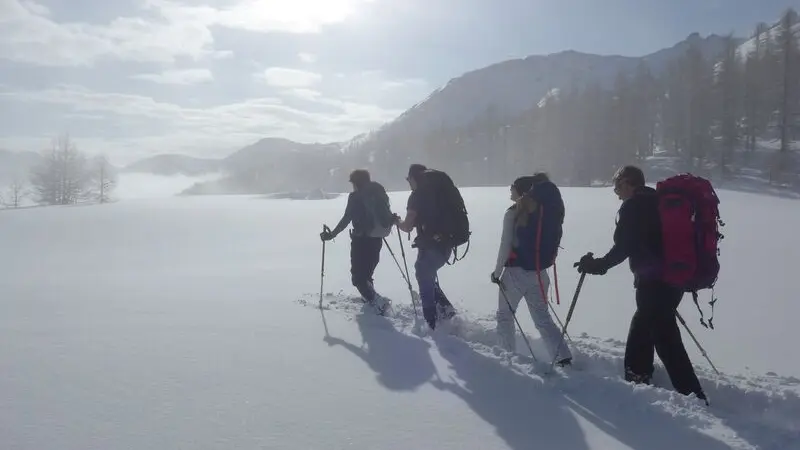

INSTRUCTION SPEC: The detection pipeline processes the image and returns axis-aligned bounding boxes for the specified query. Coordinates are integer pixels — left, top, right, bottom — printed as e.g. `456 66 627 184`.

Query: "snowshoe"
370 295 391 316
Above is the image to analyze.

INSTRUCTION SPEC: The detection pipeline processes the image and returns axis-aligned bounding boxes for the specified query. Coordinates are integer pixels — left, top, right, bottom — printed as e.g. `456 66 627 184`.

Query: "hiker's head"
406 164 427 190
531 171 550 185
612 165 645 201
510 176 535 201
349 169 371 191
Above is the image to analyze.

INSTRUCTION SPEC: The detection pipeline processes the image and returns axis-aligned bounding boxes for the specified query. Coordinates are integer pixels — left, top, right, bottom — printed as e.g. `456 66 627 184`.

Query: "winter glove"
320 230 335 241
490 272 505 290
573 252 607 275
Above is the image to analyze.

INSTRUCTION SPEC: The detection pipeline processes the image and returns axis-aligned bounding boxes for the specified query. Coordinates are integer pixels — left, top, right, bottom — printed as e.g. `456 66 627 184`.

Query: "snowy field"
1 186 799 450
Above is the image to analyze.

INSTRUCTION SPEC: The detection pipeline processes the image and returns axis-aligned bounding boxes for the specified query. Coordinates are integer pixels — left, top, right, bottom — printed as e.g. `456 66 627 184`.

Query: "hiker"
491 173 572 366
573 165 707 401
320 169 393 312
396 164 464 329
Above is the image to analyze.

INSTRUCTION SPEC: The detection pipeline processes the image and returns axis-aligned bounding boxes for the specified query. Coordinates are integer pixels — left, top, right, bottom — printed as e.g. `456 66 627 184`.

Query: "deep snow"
0 186 798 450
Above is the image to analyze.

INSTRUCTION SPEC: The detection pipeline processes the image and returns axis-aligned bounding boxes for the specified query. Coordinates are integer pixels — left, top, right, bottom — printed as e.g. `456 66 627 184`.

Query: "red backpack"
656 174 725 329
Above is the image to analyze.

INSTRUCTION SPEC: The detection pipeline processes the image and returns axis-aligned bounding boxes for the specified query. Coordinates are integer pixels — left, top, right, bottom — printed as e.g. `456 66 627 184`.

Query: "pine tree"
715 34 743 178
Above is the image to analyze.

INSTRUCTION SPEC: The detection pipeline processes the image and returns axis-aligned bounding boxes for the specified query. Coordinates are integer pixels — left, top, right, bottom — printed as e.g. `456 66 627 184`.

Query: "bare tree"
5 179 27 208
30 134 91 206
92 155 117 204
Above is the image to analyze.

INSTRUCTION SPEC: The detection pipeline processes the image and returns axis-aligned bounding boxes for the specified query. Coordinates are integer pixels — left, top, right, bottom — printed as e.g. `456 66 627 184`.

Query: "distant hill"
179 138 348 195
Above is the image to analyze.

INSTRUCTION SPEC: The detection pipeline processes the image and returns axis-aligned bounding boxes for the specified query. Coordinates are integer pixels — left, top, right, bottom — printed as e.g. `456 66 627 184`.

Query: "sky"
0 0 795 165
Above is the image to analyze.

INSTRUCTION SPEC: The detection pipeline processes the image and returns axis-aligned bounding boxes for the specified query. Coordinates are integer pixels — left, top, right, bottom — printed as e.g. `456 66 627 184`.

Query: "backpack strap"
447 240 470 265
691 290 717 330
535 204 549 304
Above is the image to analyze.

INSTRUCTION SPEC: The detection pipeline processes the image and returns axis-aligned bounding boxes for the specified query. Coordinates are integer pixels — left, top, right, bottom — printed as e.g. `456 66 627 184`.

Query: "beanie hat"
407 163 427 181
512 176 536 195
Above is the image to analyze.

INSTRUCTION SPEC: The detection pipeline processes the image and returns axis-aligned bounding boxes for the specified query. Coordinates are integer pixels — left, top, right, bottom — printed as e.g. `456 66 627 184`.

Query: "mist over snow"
113 173 225 199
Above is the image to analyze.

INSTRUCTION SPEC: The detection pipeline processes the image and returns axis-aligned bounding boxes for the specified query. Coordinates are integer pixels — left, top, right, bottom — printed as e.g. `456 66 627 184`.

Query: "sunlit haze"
0 0 795 165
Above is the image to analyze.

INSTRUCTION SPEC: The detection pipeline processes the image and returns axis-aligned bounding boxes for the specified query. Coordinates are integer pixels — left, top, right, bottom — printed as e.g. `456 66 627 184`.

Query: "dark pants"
350 235 383 303
414 245 454 328
625 280 705 397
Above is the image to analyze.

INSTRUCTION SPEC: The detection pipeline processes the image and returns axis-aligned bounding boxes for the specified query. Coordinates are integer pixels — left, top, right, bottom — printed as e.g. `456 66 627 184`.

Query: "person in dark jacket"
396 163 456 329
321 169 392 312
574 165 707 403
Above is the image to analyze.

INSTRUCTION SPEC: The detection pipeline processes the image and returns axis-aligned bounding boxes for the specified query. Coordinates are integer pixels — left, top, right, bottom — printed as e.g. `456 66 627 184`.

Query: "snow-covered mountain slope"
737 18 800 60
341 33 729 155
0 186 797 449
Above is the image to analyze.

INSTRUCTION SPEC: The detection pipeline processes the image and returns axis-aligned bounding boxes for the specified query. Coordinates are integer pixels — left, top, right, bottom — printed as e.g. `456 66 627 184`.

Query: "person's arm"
397 209 416 233
493 208 516 279
598 200 637 270
397 192 418 233
329 193 355 237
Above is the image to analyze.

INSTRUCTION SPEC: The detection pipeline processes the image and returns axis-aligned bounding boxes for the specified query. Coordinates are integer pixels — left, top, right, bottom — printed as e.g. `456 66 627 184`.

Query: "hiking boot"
694 391 709 406
372 295 391 315
624 368 652 385
556 357 572 367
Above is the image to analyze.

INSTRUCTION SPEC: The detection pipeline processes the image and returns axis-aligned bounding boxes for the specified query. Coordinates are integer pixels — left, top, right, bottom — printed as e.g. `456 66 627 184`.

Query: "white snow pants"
496 266 572 362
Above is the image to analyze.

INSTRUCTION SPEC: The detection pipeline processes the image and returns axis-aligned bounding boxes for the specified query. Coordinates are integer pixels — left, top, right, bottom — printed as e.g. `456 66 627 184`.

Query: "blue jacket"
507 181 564 271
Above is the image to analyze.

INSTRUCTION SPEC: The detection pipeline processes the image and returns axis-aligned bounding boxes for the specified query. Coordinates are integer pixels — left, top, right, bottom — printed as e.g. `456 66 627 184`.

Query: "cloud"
288 88 323 100
0 0 225 66
298 52 317 63
0 83 404 164
0 0 368 67
259 67 323 87
131 68 214 85
153 0 373 34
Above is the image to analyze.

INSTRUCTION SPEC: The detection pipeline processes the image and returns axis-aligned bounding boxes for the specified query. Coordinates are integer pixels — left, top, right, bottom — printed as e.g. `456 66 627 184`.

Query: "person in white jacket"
491 174 572 366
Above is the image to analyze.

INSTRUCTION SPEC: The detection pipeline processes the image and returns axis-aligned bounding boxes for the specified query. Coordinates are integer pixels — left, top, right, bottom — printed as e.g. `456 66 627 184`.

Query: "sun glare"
218 0 369 33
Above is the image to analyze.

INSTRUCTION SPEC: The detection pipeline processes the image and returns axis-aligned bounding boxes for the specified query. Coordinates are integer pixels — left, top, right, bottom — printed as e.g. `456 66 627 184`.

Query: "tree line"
2 134 117 209
357 9 799 190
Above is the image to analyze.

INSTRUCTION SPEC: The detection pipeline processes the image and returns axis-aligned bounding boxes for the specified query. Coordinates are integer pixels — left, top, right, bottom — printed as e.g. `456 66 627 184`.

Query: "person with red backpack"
574 165 708 403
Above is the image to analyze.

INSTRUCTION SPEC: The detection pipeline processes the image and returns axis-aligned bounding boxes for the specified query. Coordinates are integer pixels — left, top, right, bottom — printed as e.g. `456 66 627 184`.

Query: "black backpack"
415 169 471 262
361 181 394 238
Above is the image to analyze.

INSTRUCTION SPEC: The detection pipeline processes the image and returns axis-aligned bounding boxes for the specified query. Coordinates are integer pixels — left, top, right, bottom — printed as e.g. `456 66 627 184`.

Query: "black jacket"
330 182 388 238
599 186 664 283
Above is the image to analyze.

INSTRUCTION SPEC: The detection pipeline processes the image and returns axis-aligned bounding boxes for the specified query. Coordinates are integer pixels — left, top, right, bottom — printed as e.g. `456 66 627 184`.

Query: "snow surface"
1 186 799 450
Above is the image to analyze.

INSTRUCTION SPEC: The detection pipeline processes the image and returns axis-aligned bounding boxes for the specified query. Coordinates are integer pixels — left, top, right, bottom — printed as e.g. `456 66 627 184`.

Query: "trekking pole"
383 239 409 283
396 227 419 319
548 302 572 343
318 225 330 309
496 280 538 363
550 271 586 372
676 311 720 375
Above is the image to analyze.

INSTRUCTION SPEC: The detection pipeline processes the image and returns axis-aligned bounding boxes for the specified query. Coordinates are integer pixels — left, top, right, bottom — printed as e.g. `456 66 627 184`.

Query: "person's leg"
624 284 657 384
365 237 382 288
364 237 391 310
651 284 706 399
350 236 376 303
495 269 525 352
518 269 572 363
434 270 456 319
414 247 448 329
